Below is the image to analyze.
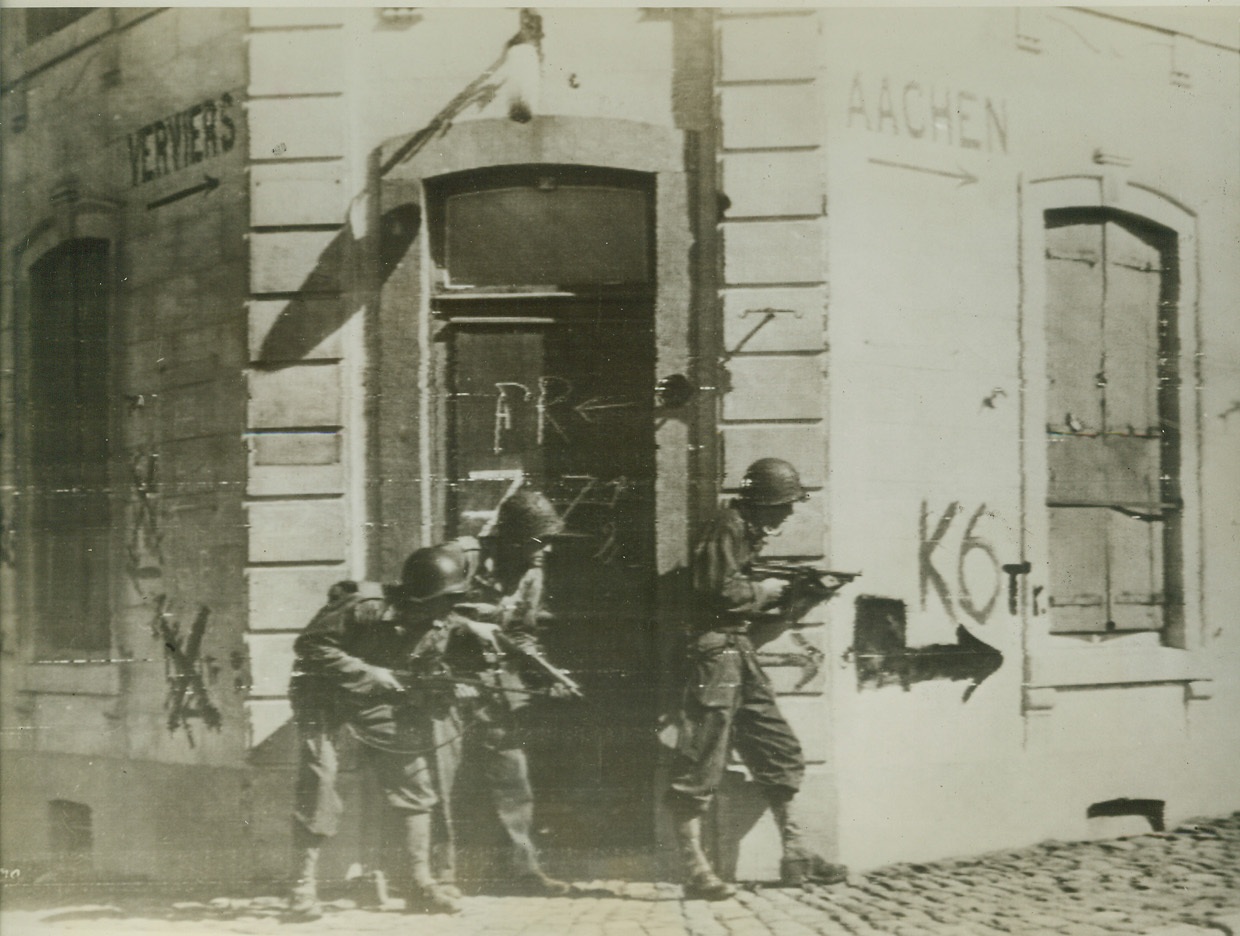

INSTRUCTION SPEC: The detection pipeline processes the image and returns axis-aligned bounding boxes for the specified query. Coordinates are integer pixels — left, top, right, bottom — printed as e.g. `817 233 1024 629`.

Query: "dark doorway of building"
445 309 657 859
431 166 658 867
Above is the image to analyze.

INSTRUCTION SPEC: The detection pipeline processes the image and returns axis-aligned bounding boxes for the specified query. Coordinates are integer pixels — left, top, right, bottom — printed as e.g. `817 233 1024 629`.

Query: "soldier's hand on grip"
368 666 407 694
756 577 790 606
462 619 502 645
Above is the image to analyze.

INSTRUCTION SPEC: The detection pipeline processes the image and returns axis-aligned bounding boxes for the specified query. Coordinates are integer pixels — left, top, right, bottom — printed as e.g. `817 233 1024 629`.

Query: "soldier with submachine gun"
664 458 860 900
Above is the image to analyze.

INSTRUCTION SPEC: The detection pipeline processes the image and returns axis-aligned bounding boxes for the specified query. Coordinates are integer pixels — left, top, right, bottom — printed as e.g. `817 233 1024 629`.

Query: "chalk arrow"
573 397 638 423
868 158 978 187
147 174 220 210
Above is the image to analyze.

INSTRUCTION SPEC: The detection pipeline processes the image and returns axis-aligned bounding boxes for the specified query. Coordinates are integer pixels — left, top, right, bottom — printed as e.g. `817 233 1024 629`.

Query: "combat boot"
670 802 736 901
406 883 464 914
769 793 848 887
779 854 849 887
499 800 571 896
510 869 572 897
430 820 462 899
287 829 324 919
402 813 461 915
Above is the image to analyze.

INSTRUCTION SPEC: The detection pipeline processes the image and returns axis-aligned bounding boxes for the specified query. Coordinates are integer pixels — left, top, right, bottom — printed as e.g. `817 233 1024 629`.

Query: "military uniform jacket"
290 584 482 751
446 535 559 712
691 503 784 634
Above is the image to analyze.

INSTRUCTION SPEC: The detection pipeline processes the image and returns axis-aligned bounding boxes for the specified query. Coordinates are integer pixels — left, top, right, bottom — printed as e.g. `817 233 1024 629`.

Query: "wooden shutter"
1044 213 1177 634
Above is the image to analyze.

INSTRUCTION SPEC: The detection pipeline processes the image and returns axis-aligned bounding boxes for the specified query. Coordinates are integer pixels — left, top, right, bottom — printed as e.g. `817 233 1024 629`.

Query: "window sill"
1027 645 1208 690
22 660 122 696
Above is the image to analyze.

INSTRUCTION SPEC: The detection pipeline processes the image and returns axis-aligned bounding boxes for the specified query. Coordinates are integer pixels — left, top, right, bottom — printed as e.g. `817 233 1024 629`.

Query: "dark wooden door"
445 302 658 851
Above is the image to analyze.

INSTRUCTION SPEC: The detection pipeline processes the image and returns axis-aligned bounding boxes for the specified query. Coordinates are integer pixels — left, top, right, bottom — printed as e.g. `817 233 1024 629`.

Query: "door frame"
371 117 695 576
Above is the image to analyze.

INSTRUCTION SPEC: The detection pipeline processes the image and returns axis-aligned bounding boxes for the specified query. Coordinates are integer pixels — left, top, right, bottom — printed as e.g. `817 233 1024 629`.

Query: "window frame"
1018 175 1205 692
24 238 114 657
11 205 122 677
425 164 657 304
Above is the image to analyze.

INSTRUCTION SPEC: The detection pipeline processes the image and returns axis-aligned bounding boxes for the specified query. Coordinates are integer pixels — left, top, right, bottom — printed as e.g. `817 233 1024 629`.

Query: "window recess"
427 165 654 299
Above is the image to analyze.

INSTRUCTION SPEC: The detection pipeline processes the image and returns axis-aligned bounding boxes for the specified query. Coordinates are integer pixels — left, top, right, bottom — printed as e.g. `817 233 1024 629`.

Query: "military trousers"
293 710 346 839
293 708 452 840
434 706 541 882
667 630 805 813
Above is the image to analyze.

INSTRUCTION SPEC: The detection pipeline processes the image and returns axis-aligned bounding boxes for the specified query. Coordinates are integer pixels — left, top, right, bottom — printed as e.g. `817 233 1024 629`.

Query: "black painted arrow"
147 173 220 210
868 157 978 187
853 596 1003 702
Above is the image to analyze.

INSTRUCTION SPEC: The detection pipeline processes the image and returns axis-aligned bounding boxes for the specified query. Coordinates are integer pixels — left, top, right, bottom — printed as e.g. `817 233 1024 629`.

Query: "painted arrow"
868 157 978 187
853 596 1003 702
756 631 825 692
147 173 220 210
573 397 638 422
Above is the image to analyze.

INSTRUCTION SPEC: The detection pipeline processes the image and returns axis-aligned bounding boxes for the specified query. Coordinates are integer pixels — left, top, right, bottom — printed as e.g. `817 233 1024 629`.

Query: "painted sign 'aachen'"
1 6 1238 928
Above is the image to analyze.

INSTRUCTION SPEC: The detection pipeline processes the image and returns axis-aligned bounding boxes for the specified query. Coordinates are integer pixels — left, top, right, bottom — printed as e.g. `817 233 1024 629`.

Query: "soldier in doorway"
665 458 850 900
287 550 495 918
436 489 575 896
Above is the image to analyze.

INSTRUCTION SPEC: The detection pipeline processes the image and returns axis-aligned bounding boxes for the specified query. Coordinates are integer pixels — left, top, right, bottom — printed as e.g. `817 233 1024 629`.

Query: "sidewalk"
3 814 1238 936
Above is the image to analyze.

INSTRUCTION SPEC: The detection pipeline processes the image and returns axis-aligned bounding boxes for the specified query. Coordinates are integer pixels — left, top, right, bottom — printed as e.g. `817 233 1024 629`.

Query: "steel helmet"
739 458 809 506
494 490 564 543
400 545 471 602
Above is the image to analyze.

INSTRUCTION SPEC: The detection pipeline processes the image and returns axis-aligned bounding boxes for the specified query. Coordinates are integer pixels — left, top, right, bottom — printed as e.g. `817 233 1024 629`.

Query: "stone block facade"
1 6 1236 885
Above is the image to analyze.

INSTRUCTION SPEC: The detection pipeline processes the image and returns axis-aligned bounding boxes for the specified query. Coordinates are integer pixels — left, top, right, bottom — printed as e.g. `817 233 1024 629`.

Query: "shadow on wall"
254 203 421 370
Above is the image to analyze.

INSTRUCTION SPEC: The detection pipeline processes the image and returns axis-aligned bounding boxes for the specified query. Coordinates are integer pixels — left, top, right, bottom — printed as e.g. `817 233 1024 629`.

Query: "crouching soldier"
287 547 494 918
437 489 576 896
665 458 850 900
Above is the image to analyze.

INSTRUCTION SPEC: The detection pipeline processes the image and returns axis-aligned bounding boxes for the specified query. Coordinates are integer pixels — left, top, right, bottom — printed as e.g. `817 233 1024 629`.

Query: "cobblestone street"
3 815 1238 936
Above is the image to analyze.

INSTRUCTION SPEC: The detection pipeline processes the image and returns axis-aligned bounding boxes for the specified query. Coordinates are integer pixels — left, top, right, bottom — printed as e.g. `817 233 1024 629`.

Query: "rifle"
748 562 862 604
494 632 584 699
393 631 584 701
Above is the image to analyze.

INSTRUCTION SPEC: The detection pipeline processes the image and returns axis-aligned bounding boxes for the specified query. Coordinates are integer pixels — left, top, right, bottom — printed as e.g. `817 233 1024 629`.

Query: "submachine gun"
748 560 862 611
494 631 584 700
393 629 584 701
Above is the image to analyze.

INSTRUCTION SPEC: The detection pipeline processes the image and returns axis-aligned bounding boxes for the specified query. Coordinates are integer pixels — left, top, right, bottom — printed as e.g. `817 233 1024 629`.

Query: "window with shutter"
1043 209 1182 637
28 239 113 654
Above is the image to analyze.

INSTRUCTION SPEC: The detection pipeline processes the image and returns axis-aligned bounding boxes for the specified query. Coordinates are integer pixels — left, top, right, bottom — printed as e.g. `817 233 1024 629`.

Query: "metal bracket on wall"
1022 685 1057 715
728 307 801 356
1184 679 1213 702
